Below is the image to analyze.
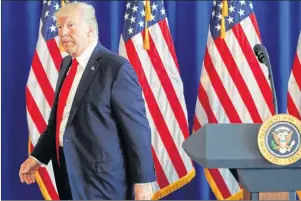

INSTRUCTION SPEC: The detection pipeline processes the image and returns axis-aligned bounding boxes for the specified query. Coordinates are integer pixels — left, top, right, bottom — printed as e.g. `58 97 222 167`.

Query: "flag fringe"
204 168 243 200
28 140 53 200
297 191 301 199
226 190 243 200
152 169 196 200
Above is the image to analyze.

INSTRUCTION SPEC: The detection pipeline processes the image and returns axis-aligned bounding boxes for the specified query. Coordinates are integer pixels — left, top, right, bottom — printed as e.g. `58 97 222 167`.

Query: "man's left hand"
134 183 153 200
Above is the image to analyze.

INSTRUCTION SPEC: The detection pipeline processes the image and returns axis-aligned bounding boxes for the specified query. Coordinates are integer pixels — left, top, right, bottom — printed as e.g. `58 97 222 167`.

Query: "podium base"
243 191 296 200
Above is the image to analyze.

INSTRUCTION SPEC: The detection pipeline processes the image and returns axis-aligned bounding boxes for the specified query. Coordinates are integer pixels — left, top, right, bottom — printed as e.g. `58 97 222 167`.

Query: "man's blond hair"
55 2 99 39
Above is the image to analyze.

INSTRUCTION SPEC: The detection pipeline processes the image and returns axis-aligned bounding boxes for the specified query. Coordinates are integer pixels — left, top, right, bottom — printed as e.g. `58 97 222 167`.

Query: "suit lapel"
66 43 102 127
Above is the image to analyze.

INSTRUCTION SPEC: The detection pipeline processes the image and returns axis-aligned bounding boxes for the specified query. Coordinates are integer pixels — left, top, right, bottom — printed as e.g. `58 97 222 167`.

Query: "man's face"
57 10 90 57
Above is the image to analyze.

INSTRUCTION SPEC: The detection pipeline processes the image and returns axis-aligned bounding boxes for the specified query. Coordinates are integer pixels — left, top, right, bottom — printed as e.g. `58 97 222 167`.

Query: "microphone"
253 44 278 114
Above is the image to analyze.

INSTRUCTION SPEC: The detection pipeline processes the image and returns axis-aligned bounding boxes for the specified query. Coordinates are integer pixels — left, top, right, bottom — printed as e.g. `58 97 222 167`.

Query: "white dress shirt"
59 39 98 147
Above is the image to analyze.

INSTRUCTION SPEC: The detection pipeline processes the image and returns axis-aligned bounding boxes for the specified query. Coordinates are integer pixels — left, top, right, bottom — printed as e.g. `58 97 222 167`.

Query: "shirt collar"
75 39 98 70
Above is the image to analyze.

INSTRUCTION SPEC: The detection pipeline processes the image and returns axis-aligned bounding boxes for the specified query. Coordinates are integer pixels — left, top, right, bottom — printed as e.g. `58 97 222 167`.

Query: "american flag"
118 0 195 199
287 32 301 199
287 31 301 120
26 0 69 199
193 0 274 199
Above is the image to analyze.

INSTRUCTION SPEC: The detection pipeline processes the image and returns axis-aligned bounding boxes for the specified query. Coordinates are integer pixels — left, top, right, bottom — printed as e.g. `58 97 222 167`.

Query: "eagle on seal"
272 130 294 154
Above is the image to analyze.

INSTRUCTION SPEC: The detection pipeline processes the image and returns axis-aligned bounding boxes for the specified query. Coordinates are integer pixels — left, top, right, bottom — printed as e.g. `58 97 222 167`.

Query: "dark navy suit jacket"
31 42 156 199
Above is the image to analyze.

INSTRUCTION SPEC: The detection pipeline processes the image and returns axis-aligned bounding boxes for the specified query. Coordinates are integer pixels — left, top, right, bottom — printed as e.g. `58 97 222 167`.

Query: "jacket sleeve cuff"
30 155 46 167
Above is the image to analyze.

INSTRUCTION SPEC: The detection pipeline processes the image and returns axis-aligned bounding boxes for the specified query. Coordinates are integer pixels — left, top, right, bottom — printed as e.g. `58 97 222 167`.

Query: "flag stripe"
27 69 51 123
207 35 252 122
201 64 230 123
198 3 271 200
32 51 55 107
292 55 301 90
148 26 193 171
46 39 63 72
158 20 180 72
130 32 191 173
147 31 189 139
206 38 251 122
193 116 202 132
219 169 240 195
36 26 59 90
152 147 170 188
198 85 218 123
214 34 262 122
143 96 179 185
297 35 301 59
287 94 301 119
194 99 208 128
233 22 274 115
26 2 68 199
120 37 178 187
150 22 188 122
287 32 301 120
288 75 301 116
289 75 301 103
200 59 239 196
27 109 41 145
26 87 47 133
249 13 262 42
207 64 234 120
27 103 58 197
224 29 270 121
125 39 187 178
204 48 241 122
120 2 195 198
136 31 193 172
37 168 59 200
208 169 231 198
29 143 59 200
149 23 189 123
27 119 58 197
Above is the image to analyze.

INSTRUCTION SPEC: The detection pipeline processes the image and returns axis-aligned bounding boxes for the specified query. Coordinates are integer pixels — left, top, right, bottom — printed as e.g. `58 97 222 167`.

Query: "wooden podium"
243 189 293 200
243 191 294 200
182 124 301 200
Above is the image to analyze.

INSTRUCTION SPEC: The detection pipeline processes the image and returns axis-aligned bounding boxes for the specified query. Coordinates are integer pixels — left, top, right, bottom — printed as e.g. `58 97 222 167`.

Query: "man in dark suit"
19 2 156 200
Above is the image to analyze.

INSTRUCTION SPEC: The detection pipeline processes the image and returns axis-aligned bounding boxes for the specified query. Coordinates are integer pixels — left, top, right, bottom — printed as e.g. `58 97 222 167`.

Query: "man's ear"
87 24 94 37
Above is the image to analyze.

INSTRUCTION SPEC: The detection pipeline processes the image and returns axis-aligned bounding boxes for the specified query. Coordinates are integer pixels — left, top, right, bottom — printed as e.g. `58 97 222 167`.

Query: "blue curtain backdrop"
2 1 301 200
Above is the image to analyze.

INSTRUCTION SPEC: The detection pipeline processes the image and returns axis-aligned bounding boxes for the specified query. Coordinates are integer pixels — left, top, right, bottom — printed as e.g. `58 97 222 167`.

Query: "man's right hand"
19 157 41 184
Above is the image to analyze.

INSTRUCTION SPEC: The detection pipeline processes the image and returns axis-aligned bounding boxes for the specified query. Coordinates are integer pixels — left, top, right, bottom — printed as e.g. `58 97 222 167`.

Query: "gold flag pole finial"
144 0 151 50
220 0 228 39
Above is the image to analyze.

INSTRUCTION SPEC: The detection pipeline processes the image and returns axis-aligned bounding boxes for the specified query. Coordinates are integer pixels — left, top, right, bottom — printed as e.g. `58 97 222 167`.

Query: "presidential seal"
258 114 301 166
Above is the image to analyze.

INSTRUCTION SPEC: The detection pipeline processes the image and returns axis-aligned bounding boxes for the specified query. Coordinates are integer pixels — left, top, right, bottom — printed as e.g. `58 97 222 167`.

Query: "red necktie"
56 58 78 166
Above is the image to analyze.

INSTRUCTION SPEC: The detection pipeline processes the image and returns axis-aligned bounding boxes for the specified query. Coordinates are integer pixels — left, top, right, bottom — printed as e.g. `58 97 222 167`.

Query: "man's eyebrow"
56 20 76 27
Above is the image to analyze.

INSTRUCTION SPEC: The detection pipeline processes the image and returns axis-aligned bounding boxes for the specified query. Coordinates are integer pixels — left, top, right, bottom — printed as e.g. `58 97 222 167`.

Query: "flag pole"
220 0 228 39
144 0 151 50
